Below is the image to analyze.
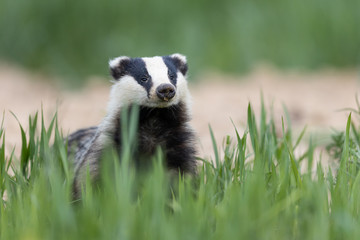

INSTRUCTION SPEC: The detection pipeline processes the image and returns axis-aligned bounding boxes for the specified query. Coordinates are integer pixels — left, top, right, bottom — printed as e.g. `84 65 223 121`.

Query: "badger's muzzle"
156 84 176 101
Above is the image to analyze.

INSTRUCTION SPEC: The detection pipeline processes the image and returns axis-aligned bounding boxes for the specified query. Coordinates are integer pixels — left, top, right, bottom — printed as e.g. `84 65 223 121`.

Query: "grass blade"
10 111 30 178
247 103 259 157
293 125 307 151
335 113 351 198
209 125 220 169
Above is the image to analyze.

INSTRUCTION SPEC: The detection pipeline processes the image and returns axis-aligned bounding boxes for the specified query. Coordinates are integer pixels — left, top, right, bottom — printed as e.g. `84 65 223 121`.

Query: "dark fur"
110 58 153 96
134 102 196 173
67 126 97 166
68 102 196 197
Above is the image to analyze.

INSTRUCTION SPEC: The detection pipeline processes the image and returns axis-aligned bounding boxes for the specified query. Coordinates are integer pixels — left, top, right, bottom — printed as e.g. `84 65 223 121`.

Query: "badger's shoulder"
67 126 98 164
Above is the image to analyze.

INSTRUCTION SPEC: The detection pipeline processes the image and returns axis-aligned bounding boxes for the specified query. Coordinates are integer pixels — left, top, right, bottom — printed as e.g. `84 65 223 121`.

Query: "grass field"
1 101 360 240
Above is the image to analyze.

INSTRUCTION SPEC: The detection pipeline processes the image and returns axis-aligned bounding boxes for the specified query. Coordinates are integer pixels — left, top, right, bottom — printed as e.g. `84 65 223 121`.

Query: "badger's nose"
156 84 176 101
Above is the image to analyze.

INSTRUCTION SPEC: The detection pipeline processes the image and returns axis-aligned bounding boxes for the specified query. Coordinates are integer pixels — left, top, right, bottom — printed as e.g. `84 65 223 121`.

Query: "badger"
67 54 197 197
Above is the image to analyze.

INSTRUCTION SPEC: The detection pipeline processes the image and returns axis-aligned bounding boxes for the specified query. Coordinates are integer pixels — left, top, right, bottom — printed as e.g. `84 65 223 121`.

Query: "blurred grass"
0 0 359 84
1 100 360 239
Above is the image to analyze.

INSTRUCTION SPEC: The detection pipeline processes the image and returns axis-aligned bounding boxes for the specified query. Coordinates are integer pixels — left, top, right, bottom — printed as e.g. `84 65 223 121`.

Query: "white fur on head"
109 56 129 70
109 56 131 81
142 56 172 99
170 53 188 76
171 53 187 65
105 55 192 119
106 76 148 116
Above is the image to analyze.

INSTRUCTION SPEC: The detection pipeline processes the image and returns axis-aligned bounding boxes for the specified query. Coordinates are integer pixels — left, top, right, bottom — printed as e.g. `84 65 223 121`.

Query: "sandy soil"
0 63 359 160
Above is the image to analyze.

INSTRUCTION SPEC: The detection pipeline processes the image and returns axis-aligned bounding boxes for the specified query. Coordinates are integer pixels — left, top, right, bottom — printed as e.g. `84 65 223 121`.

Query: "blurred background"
0 0 359 156
1 0 359 82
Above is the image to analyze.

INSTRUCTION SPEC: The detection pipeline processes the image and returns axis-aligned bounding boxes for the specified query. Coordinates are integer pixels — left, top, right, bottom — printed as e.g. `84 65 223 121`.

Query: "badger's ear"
109 56 131 80
170 53 188 76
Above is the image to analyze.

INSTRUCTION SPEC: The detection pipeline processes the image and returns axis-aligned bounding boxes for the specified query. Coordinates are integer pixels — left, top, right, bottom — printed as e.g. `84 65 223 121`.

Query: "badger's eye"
168 73 175 80
141 76 149 83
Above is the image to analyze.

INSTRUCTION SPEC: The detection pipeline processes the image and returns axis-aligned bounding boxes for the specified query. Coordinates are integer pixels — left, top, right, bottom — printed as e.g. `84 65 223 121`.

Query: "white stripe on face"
142 56 172 90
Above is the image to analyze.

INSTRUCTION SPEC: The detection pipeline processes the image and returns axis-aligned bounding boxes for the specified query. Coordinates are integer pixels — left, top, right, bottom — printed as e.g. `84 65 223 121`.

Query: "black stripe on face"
126 58 153 97
162 56 178 86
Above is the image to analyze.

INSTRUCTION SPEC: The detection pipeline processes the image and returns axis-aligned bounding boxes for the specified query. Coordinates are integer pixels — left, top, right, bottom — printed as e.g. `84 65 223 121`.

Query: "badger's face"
108 54 189 109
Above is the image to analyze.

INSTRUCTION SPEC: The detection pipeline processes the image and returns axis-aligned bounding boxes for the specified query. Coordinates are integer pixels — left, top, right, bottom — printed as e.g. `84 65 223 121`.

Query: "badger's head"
107 54 190 112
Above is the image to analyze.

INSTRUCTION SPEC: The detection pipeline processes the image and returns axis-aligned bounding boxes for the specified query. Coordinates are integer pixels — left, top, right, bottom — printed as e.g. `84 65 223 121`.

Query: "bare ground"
0 63 359 161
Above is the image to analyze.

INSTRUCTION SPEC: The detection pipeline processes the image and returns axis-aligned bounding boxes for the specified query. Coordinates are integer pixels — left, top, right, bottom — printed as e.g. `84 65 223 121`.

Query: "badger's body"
67 54 197 197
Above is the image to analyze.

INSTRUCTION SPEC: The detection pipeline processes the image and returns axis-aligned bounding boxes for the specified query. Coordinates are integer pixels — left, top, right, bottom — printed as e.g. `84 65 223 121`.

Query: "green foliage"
1 101 360 239
327 98 360 164
0 0 359 84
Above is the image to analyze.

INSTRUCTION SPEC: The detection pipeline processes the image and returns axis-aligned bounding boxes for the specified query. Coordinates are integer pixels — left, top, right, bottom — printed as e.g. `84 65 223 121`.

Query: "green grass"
1 101 360 240
0 0 359 84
